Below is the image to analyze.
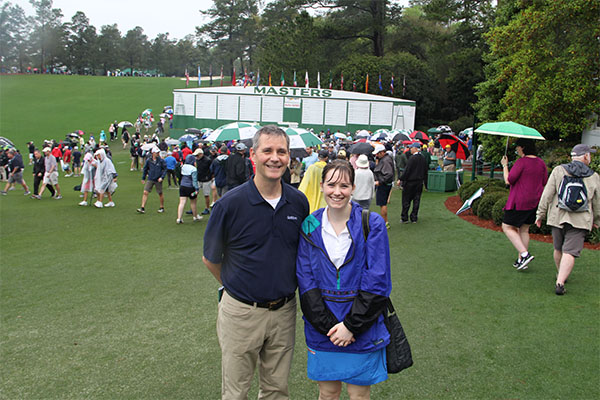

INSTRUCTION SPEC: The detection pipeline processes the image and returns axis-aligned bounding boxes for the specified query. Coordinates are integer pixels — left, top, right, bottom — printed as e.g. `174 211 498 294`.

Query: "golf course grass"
1 75 598 399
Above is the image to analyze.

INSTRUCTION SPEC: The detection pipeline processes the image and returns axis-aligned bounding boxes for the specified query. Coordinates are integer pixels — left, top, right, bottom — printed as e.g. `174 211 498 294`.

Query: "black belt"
225 289 295 311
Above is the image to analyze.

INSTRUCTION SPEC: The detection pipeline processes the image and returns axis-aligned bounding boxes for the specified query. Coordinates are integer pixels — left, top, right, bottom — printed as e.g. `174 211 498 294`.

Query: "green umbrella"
475 121 545 155
475 121 544 140
283 127 323 148
427 127 441 134
205 122 261 142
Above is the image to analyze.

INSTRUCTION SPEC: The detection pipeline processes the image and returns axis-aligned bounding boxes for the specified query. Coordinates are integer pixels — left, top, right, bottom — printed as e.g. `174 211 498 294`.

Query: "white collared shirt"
321 207 352 270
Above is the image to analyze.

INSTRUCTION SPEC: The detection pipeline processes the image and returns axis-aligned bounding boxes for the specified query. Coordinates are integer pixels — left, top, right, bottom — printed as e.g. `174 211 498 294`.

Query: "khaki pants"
443 164 456 172
217 291 296 400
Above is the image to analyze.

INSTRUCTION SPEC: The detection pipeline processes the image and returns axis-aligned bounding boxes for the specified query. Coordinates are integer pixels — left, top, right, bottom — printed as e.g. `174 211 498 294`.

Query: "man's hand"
158 178 163 183
374 180 380 187
327 322 355 347
141 180 145 184
535 219 542 228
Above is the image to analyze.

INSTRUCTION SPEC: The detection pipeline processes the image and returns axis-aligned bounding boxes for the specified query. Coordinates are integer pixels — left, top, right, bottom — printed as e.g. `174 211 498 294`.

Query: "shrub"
459 178 506 202
458 180 476 201
585 227 600 244
492 194 509 225
476 191 508 220
529 220 552 235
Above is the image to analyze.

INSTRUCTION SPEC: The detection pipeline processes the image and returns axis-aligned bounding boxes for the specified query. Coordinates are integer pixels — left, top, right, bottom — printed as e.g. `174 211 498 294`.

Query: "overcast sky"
15 0 410 41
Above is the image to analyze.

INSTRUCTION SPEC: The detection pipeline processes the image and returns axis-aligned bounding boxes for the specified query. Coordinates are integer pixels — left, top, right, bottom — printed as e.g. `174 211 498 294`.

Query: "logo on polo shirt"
287 215 298 221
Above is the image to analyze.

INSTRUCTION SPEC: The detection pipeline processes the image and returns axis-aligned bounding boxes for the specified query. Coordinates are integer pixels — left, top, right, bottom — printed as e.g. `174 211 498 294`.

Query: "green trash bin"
427 171 463 192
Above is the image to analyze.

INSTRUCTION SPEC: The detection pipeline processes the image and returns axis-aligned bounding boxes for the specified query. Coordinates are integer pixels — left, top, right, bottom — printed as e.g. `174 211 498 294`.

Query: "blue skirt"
307 347 388 386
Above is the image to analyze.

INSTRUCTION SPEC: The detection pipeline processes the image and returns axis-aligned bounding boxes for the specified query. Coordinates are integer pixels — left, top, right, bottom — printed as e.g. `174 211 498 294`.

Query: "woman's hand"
327 322 355 347
501 155 508 168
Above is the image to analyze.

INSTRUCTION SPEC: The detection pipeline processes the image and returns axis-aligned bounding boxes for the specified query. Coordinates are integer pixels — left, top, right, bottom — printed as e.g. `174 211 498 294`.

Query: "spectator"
92 148 118 208
36 147 62 199
210 145 229 200
373 144 395 229
225 142 249 190
535 144 600 295
78 152 95 206
399 143 429 224
165 151 178 187
500 139 548 271
299 149 329 213
195 148 213 215
31 149 54 198
352 154 375 209
176 154 203 223
443 144 456 171
72 146 82 177
1 149 30 196
137 147 167 214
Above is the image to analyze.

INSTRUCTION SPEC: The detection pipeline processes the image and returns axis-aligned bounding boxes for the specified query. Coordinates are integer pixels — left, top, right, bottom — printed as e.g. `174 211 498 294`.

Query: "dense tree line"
1 0 597 140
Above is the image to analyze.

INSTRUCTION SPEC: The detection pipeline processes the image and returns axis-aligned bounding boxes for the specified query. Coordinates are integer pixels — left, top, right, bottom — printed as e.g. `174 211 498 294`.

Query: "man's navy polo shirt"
203 178 309 302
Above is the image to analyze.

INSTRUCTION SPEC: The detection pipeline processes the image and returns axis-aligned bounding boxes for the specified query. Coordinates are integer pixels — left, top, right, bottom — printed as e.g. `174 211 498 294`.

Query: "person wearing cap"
500 139 548 271
203 125 309 398
352 154 375 209
1 149 30 196
194 147 213 215
164 151 178 187
398 142 429 223
36 147 62 199
225 142 249 190
299 149 329 213
92 148 118 208
536 144 600 295
372 144 395 228
210 145 229 200
137 146 167 214
442 144 456 171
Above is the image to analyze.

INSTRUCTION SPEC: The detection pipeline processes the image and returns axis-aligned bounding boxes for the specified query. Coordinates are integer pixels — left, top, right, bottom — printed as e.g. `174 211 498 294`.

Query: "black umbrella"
349 142 375 155
185 128 203 135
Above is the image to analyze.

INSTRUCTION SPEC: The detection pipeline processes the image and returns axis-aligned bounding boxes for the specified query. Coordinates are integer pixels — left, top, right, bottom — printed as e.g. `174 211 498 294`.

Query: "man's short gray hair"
252 125 289 150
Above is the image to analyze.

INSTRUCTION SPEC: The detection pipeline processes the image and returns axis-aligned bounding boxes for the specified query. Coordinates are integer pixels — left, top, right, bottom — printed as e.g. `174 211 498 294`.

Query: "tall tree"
65 11 97 74
196 0 259 76
476 0 600 141
97 24 122 74
29 0 65 71
122 26 148 73
0 2 30 72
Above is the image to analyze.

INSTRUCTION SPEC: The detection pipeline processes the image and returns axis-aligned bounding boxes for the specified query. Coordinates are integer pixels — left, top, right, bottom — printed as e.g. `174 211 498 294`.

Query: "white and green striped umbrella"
284 127 323 149
205 122 261 142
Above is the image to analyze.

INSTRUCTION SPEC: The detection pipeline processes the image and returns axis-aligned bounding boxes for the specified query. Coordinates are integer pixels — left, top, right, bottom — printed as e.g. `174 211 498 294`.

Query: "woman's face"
515 145 524 157
321 169 354 209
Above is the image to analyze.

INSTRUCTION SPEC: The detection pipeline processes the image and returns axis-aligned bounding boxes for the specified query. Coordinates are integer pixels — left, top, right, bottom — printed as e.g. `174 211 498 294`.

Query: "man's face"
376 150 386 159
7 152 14 159
34 151 41 159
251 134 290 182
410 147 419 154
306 147 313 155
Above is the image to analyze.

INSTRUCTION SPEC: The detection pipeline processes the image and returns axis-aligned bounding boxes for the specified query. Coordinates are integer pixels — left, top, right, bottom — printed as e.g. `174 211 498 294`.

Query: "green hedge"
476 191 509 220
458 178 507 202
492 194 509 225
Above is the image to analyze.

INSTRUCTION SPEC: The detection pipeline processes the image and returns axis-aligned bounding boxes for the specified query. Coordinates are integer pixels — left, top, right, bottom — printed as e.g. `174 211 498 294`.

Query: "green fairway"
1 75 598 399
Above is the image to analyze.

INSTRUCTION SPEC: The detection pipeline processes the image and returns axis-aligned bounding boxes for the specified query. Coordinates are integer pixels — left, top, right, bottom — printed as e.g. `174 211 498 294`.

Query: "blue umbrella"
179 134 198 142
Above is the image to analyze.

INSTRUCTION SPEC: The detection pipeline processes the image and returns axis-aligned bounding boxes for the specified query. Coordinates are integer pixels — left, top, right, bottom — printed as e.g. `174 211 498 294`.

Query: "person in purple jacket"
500 138 548 271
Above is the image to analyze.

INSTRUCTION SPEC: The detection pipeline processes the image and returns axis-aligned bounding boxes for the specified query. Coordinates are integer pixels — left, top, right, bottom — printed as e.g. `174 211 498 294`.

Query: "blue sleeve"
361 212 392 297
296 234 317 295
191 170 199 190
203 202 226 264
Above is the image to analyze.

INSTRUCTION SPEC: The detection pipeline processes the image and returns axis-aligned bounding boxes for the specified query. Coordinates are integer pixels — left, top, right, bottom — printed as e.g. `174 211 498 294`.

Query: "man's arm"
203 256 222 284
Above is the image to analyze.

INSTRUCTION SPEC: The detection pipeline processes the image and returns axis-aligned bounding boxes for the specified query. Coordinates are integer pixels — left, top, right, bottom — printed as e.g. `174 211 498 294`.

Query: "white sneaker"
105 201 115 207
54 195 62 199
78 201 88 206
94 201 103 208
193 215 203 221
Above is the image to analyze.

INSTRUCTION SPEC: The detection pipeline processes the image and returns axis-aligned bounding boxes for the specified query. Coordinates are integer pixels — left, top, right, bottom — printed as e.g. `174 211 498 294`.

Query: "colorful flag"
256 69 260 86
328 71 332 89
340 73 344 90
305 70 309 88
269 71 272 86
280 70 285 86
293 70 297 87
198 66 201 86
403 74 406 96
209 65 213 86
185 68 189 87
378 73 382 92
317 71 320 89
390 74 394 94
232 67 236 86
243 68 248 88
220 65 224 86
365 74 369 93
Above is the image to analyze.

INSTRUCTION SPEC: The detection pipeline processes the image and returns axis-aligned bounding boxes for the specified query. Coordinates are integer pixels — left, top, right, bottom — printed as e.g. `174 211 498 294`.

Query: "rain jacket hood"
562 160 595 178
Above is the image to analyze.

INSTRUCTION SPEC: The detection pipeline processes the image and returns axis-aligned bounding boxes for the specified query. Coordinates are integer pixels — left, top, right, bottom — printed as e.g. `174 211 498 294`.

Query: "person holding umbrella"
500 139 548 270
442 144 456 171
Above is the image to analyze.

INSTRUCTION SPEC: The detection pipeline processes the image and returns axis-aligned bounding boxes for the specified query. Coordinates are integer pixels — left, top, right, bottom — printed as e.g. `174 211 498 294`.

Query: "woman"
176 154 202 224
501 138 548 270
78 152 95 206
296 160 392 400
92 148 117 208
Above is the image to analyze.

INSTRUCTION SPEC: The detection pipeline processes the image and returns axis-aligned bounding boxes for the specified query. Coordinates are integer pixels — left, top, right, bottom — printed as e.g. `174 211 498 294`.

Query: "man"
210 146 229 200
373 144 395 229
536 144 599 295
37 147 62 199
225 143 248 190
165 151 178 187
1 149 30 195
443 144 456 171
72 146 82 176
394 145 409 182
203 125 309 399
62 146 72 177
31 149 54 198
137 147 167 214
399 142 429 223
301 146 318 171
298 149 328 213
194 147 213 215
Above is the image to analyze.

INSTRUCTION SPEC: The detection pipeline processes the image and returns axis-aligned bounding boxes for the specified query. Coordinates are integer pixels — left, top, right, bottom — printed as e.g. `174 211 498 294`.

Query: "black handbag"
383 298 413 374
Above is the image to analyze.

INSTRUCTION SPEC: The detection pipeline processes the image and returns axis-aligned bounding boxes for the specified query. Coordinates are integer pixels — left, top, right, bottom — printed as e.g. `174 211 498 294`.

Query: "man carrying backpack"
536 144 600 295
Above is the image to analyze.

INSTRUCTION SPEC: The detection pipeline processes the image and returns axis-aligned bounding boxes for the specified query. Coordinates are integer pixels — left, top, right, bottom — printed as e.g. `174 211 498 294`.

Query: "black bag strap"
361 209 370 242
